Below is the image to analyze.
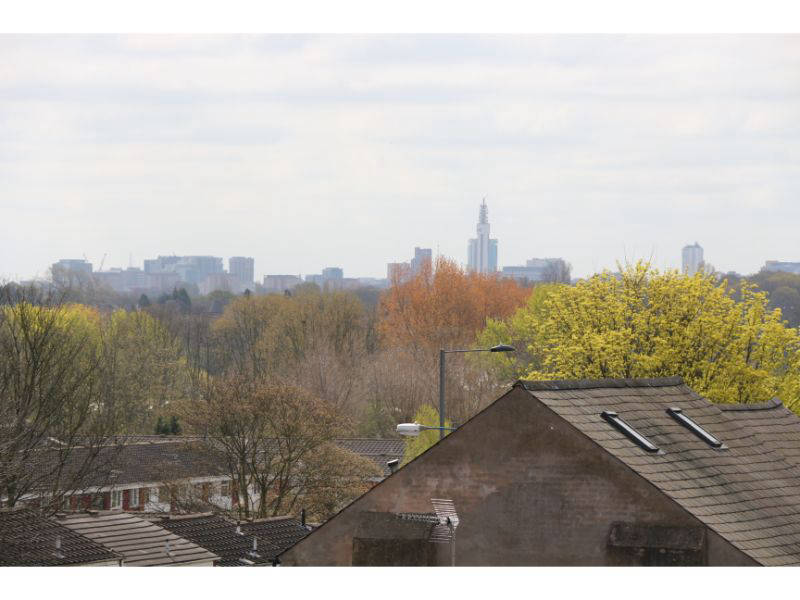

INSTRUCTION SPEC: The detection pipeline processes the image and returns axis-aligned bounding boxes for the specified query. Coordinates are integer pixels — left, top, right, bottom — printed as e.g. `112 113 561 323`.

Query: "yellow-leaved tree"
480 262 800 411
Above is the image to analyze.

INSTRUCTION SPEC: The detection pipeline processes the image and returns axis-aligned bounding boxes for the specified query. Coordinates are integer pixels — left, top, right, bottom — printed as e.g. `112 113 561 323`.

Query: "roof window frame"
666 407 725 449
601 411 661 454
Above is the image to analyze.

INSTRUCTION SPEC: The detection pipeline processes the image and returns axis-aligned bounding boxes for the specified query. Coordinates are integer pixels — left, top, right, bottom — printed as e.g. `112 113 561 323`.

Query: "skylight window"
667 408 723 448
601 411 660 453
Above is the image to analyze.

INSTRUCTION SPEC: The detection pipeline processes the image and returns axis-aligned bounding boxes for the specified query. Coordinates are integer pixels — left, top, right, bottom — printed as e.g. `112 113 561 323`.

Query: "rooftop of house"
516 376 800 566
56 510 220 566
155 512 310 566
0 509 121 566
334 438 405 475
24 436 404 495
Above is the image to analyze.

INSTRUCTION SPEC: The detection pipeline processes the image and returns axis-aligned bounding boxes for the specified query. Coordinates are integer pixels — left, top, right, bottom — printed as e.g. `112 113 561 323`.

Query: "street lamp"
436 343 516 440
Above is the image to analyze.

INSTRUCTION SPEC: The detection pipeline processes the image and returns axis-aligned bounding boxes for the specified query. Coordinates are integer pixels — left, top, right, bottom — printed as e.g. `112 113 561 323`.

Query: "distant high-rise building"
467 200 498 273
142 255 222 285
51 259 93 286
52 259 93 275
229 256 255 287
387 246 432 284
410 247 432 275
682 243 704 276
173 256 223 285
144 255 181 274
321 267 344 280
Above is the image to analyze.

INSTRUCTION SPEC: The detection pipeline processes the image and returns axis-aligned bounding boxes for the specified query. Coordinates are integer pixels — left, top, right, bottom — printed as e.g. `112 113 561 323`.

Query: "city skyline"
2 35 799 282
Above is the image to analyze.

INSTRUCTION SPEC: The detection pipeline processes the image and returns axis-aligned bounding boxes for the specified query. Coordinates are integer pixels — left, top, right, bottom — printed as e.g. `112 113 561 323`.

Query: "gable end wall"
281 387 756 566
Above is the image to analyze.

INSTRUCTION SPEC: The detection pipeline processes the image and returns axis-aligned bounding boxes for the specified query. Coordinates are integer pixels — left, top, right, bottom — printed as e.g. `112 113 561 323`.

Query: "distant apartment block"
52 258 93 274
387 246 432 283
306 267 342 286
143 255 181 274
502 258 570 284
305 267 368 291
51 258 93 284
229 256 255 287
174 256 224 285
142 255 223 285
263 274 302 294
467 200 498 273
682 243 704 276
321 267 344 280
199 272 243 295
763 261 800 275
410 247 432 274
94 267 180 294
50 259 94 286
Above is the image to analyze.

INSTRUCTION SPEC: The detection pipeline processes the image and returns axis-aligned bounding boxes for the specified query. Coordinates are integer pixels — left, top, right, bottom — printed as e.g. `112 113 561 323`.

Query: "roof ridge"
516 376 684 391
333 437 402 442
168 512 215 521
718 397 784 412
247 515 297 523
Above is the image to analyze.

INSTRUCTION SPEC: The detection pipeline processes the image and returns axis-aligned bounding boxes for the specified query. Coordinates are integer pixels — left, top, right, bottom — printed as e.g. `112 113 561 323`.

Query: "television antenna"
430 498 459 566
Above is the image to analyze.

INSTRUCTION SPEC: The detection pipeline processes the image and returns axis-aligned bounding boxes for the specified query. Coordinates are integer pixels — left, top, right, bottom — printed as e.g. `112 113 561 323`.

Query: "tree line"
4 258 800 517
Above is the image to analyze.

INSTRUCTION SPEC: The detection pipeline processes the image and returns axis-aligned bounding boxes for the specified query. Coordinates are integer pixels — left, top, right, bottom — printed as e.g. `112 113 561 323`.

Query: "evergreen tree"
169 415 182 435
174 288 192 312
154 416 165 435
138 293 151 308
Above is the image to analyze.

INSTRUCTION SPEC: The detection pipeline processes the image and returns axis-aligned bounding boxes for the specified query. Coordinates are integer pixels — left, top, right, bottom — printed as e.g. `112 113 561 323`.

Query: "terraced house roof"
24 436 403 495
0 510 121 566
56 511 220 566
517 377 800 566
157 513 310 566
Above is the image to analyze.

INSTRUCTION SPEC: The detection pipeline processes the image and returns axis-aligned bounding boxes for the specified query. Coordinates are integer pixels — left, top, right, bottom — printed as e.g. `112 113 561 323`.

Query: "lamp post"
437 344 516 440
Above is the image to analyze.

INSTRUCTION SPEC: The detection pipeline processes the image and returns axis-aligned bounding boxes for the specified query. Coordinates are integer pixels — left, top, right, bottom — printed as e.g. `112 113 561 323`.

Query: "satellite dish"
430 498 459 566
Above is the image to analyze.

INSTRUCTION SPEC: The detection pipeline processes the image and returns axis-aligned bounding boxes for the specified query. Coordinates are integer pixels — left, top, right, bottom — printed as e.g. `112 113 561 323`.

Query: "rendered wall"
281 388 754 566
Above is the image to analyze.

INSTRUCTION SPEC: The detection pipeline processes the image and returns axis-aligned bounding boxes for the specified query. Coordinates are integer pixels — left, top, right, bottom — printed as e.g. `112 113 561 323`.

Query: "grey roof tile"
57 511 220 566
0 510 121 566
518 376 800 566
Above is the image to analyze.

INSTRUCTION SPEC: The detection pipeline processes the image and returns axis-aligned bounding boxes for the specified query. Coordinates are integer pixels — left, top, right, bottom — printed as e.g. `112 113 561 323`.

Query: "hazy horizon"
2 34 799 282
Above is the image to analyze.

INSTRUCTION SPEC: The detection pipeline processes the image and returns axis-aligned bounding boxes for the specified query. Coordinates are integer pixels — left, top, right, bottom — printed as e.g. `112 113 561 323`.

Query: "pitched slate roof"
516 377 800 566
0 510 121 566
156 513 310 566
57 511 220 566
334 438 404 475
20 436 402 501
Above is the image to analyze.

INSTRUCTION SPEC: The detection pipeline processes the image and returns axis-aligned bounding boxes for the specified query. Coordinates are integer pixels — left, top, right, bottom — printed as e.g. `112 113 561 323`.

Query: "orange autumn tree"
378 256 531 352
375 256 531 445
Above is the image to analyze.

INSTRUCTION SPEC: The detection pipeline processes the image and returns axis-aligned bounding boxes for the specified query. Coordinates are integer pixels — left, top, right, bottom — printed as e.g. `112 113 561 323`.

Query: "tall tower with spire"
467 199 498 273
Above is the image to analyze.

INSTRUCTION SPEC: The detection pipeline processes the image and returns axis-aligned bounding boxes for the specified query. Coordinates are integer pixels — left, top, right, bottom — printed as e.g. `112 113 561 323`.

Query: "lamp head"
396 423 423 437
489 344 516 353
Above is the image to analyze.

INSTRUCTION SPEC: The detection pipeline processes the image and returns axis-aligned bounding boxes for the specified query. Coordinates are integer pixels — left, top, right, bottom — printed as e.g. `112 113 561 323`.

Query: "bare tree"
0 286 119 511
181 374 356 520
543 258 572 284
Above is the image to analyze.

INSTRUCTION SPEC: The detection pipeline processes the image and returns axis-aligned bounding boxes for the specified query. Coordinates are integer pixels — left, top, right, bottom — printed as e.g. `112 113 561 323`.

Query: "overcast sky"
1 34 798 281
